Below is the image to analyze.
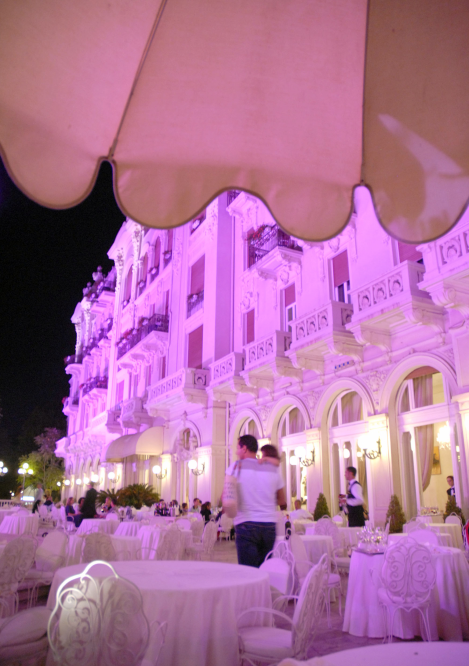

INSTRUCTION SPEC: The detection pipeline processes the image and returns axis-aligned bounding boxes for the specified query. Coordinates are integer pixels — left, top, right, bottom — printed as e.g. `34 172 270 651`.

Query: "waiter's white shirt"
346 480 364 506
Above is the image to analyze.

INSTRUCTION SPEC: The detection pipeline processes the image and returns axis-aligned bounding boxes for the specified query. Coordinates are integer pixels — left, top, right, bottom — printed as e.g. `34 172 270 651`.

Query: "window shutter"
190 255 205 294
161 356 166 380
188 325 203 369
398 242 423 264
333 251 349 287
284 283 296 307
246 309 255 344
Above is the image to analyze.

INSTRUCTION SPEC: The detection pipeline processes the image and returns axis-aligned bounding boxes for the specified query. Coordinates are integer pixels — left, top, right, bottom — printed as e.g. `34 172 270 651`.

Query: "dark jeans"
235 522 277 568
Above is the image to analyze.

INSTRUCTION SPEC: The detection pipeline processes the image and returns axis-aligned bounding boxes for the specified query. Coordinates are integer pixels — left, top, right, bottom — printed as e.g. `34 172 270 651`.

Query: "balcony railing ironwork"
82 376 108 396
117 313 169 360
82 318 113 358
187 291 204 318
247 226 302 268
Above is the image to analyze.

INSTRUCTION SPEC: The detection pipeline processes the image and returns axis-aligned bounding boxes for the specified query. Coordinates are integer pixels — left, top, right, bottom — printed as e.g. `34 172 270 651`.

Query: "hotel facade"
56 190 469 525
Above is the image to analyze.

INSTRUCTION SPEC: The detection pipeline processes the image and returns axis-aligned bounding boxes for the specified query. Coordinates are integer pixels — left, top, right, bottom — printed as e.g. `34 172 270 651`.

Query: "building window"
188 255 205 318
188 325 203 369
284 283 296 333
245 309 255 345
398 241 423 265
332 250 350 303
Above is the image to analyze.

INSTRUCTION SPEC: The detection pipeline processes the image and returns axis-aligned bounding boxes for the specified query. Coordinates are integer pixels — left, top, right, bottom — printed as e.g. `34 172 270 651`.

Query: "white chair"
175 518 191 531
19 531 68 607
82 533 118 563
292 520 306 535
105 512 119 521
48 560 167 666
332 513 344 525
445 513 462 526
37 506 47 520
289 534 342 625
189 518 204 543
377 540 436 642
156 528 183 561
0 606 51 665
311 516 350 575
237 554 327 664
187 520 218 561
408 525 440 547
218 513 233 540
0 535 37 617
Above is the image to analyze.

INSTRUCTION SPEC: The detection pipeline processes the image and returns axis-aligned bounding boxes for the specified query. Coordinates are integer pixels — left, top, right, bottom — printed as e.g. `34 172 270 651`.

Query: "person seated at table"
290 499 314 521
339 466 366 527
189 498 202 513
65 497 76 522
200 501 212 524
180 502 188 515
446 475 456 497
101 497 112 513
73 496 86 528
156 501 170 516
43 494 53 509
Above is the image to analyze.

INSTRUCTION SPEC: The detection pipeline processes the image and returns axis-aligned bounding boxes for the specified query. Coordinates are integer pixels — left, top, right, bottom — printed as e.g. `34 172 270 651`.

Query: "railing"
247 226 302 267
96 277 116 297
244 331 292 371
146 368 210 403
117 313 169 360
82 318 113 358
190 210 206 234
210 352 244 386
64 353 83 366
187 291 204 318
291 301 354 347
227 190 240 206
163 250 172 269
82 376 108 396
0 500 14 508
63 395 79 411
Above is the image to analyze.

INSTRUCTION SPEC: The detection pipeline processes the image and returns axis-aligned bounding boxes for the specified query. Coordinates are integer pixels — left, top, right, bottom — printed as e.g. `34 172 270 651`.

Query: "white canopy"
103 427 164 462
0 0 468 242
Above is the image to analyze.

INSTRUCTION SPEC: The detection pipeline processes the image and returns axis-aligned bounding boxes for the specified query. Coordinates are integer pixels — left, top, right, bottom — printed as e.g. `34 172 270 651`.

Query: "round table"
0 513 38 535
403 522 463 549
114 521 144 537
343 546 469 640
76 518 119 535
139 526 193 560
66 534 142 565
388 532 452 548
47 560 271 666
277 642 469 666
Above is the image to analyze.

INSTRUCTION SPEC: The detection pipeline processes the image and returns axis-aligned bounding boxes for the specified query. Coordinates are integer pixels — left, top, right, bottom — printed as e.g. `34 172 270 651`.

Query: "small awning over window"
103 426 164 462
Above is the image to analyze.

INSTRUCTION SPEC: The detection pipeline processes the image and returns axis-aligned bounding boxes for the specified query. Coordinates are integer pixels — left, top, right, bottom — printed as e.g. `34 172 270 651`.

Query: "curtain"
413 375 433 408
415 425 434 491
289 408 305 435
341 392 362 424
357 453 368 507
400 386 410 413
402 431 418 519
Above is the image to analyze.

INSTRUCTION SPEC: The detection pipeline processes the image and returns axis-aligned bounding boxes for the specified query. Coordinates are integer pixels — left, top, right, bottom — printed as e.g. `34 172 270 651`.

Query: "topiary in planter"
313 492 331 521
385 494 406 533
444 496 466 525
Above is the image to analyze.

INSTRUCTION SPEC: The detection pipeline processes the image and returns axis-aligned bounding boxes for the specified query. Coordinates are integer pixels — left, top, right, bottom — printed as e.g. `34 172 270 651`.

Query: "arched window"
280 407 305 438
240 419 260 439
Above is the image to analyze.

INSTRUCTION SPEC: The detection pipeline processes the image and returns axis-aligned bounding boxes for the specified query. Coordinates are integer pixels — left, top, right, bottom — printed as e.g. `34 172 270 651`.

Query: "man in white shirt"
290 499 313 522
339 466 365 527
225 435 286 567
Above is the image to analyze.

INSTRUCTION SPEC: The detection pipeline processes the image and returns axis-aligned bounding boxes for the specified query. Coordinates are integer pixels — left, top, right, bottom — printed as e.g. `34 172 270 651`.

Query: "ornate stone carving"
307 390 322 418
205 199 218 242
362 369 389 406
258 404 271 429
172 233 183 275
115 248 125 294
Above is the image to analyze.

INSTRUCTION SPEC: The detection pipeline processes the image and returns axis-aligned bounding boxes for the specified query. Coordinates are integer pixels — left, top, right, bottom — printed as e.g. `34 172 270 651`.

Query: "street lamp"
0 462 8 476
18 462 33 498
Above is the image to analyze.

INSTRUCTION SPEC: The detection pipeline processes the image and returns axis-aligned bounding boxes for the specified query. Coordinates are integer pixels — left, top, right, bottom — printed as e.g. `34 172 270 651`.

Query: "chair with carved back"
0 535 37 617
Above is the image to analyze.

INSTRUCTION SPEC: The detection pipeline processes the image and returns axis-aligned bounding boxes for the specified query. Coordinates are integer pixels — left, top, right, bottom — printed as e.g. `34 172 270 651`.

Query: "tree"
444 496 466 525
18 427 64 495
385 494 406 534
313 492 331 520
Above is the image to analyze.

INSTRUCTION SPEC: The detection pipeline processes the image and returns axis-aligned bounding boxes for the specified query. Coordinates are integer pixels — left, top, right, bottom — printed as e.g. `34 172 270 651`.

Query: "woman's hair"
260 444 280 460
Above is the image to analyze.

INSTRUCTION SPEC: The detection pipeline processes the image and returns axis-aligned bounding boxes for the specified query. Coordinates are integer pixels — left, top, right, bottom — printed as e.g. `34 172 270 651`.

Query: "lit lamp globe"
83 476 90 485
22 463 29 470
64 480 70 486
343 449 351 460
108 472 115 481
91 473 99 483
28 469 33 475
294 446 306 460
0 461 3 468
152 465 161 475
289 455 298 466
358 434 370 451
57 481 61 487
76 479 82 486
2 467 7 474
188 460 197 470
18 468 25 475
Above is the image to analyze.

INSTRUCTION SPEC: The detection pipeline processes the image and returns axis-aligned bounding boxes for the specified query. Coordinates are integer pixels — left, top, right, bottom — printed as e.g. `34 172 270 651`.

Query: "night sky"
0 158 125 462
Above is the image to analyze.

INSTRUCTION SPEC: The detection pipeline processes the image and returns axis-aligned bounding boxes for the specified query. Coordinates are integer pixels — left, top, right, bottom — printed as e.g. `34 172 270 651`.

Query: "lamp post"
0 462 8 477
17 462 33 499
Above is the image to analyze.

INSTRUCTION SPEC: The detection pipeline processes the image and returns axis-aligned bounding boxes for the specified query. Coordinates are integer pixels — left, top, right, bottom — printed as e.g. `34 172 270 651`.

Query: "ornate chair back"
291 554 327 659
445 513 462 525
289 534 311 582
48 561 154 666
175 518 191 531
36 531 68 572
82 533 116 564
380 540 436 610
313 516 340 549
157 527 183 560
201 520 218 558
105 513 119 521
190 518 204 542
408 525 440 547
0 535 37 592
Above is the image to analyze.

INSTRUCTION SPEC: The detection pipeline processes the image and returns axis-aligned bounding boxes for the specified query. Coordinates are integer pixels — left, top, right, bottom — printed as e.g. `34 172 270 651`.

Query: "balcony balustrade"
82 376 108 396
145 368 210 413
242 330 301 389
209 352 254 402
82 318 113 358
226 190 240 206
117 313 169 360
248 226 302 268
119 397 152 429
187 291 204 318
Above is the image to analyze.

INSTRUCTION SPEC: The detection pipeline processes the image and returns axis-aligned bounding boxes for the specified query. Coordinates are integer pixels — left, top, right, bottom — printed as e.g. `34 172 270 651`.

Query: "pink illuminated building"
56 190 469 523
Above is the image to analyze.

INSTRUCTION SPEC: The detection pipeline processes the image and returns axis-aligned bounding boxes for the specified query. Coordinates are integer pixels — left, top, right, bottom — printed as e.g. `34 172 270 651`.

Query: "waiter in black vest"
339 466 365 528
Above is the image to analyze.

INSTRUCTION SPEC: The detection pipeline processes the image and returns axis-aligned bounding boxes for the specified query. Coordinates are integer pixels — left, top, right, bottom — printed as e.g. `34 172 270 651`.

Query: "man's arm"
277 488 287 511
347 483 364 506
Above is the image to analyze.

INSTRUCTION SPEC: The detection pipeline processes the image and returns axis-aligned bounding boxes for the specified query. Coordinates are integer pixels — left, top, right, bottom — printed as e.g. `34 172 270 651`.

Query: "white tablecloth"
404 522 463 549
388 532 452 548
277 534 334 564
66 534 142 565
305 525 363 549
416 514 444 524
47 561 271 666
76 518 119 535
139 526 193 560
114 521 143 537
0 509 20 525
278 642 469 666
343 547 469 640
0 513 38 535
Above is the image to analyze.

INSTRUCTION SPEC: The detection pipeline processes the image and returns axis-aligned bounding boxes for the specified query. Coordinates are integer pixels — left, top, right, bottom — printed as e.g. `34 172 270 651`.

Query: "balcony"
287 300 362 372
89 408 121 433
163 250 172 269
82 376 108 397
187 291 204 318
119 397 152 429
62 395 79 417
145 368 210 414
117 313 169 361
190 210 206 235
226 190 240 206
241 331 301 390
85 275 116 304
209 352 254 402
247 226 302 268
346 261 445 350
149 264 159 284
82 318 113 358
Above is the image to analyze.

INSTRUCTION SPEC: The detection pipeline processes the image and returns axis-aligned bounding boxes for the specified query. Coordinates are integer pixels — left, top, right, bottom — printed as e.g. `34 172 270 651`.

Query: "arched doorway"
279 407 306 510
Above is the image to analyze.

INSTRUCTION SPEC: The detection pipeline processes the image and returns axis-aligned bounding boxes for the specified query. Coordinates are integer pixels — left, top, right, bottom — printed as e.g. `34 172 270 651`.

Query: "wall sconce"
358 434 381 460
152 464 167 480
75 478 82 486
188 459 205 476
343 449 351 460
294 446 315 467
90 473 99 483
108 471 115 481
63 479 70 486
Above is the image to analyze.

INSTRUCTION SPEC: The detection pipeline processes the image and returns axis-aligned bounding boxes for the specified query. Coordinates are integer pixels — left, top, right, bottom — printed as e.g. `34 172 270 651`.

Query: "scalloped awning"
0 0 468 243
104 427 164 462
